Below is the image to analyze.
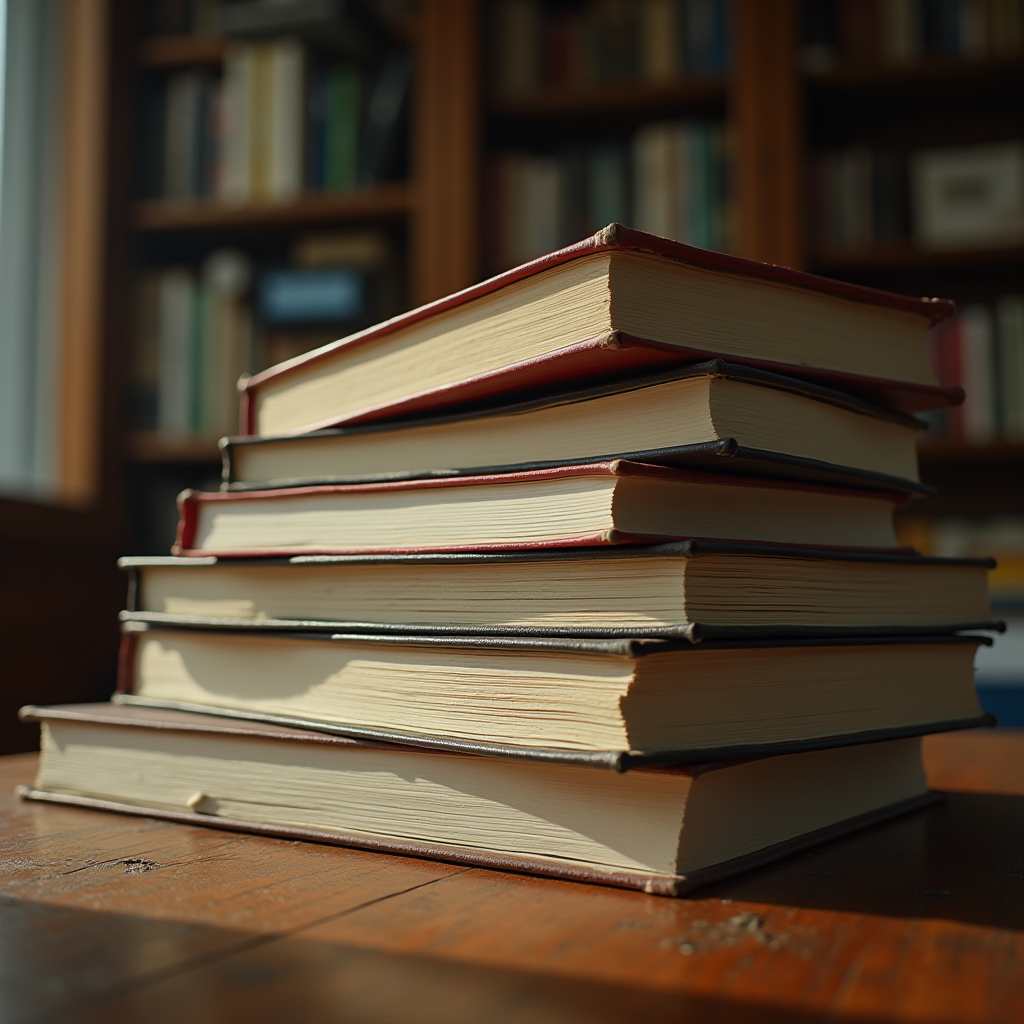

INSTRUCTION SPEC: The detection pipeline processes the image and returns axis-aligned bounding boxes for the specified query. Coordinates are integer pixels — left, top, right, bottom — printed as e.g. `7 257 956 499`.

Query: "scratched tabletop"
2 730 1023 1024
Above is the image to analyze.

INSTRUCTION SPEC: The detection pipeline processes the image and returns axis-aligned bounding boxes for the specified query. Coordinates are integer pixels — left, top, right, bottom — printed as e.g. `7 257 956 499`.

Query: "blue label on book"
260 269 364 324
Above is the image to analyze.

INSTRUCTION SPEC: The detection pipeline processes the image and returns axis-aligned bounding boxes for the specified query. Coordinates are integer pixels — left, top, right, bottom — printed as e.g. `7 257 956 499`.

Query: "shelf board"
139 34 227 68
128 434 223 464
134 184 413 232
918 441 1024 464
811 242 1024 275
488 76 727 118
805 54 1024 92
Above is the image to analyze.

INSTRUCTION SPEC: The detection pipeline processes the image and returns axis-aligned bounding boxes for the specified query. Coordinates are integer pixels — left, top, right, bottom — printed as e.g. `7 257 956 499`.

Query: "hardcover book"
223 361 930 495
173 461 908 557
120 543 997 640
238 224 960 437
20 702 938 896
115 624 989 763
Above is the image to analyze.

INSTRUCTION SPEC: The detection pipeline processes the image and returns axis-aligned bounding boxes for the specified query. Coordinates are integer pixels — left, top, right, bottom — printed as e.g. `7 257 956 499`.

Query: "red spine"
116 630 138 695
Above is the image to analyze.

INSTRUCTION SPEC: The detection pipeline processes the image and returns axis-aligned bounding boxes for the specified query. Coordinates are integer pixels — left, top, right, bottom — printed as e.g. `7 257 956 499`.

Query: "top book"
239 224 960 437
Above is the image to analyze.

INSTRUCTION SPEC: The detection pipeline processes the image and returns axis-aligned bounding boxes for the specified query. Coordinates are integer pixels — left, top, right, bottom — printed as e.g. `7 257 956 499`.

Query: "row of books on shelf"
130 232 394 440
810 140 1024 253
486 120 733 271
489 0 731 96
802 0 1024 73
142 41 411 203
923 294 1024 441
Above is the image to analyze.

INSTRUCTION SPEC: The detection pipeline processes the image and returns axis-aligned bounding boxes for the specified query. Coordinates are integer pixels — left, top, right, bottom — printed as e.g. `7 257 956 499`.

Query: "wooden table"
3 730 1024 1024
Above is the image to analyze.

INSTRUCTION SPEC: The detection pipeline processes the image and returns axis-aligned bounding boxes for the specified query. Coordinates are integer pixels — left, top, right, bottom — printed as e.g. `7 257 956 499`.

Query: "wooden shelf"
918 441 1024 464
139 35 227 68
134 184 414 232
811 242 1024 275
805 54 1024 92
128 434 223 464
488 77 727 119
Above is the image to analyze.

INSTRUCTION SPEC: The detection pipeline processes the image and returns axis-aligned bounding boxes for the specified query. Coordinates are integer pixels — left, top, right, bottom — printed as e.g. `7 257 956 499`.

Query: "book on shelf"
924 294 1024 442
809 146 907 253
801 0 1023 73
489 0 731 96
20 703 937 896
144 33 409 204
114 626 988 759
910 141 1024 251
238 225 961 438
221 362 929 494
131 252 253 440
486 121 733 272
171 462 908 557
119 542 997 639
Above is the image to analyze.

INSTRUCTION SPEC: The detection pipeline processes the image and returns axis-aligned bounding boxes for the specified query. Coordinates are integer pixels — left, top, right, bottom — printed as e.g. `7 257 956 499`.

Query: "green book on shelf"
325 64 360 193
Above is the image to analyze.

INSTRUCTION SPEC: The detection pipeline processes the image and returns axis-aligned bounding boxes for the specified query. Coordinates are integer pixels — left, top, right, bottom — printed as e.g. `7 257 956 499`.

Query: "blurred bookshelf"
112 3 1024 713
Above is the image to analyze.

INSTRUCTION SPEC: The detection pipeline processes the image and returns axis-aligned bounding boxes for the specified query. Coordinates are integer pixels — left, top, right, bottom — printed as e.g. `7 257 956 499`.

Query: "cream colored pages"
252 248 935 437
37 722 689 875
133 629 636 750
676 738 927 873
235 374 918 487
255 255 615 436
610 252 934 384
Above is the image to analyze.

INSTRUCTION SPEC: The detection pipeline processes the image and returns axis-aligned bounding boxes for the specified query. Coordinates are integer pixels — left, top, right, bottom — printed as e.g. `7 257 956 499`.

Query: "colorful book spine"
490 0 732 95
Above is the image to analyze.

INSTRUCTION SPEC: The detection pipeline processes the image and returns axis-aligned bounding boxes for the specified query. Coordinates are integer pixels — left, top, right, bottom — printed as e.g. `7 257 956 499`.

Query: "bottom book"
19 702 936 897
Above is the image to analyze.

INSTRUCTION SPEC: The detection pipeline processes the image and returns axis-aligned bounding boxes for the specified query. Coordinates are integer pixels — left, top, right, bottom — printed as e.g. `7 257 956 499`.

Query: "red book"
172 460 907 558
239 225 960 437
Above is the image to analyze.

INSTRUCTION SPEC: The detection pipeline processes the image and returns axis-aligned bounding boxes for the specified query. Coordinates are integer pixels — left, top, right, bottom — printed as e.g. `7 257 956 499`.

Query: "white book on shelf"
201 250 253 439
156 270 195 438
221 44 255 202
997 295 1024 440
164 72 202 199
960 304 997 443
522 156 561 262
268 38 305 202
911 142 1024 250
632 122 674 238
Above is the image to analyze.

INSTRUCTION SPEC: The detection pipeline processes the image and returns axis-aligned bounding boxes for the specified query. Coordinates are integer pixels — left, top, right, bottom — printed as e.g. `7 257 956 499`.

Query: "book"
119 542 997 640
172 462 907 557
113 626 989 760
960 304 998 442
156 269 196 436
222 362 929 495
258 267 365 324
19 702 938 896
910 142 1024 251
997 295 1024 440
267 38 305 202
239 225 960 437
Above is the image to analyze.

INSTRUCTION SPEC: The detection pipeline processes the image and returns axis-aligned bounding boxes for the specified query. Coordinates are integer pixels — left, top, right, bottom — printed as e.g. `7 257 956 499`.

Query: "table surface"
3 729 1024 1024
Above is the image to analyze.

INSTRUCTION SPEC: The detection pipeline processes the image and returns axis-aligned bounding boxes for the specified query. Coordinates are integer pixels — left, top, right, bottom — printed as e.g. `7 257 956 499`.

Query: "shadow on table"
696 791 1024 929
0 895 921 1024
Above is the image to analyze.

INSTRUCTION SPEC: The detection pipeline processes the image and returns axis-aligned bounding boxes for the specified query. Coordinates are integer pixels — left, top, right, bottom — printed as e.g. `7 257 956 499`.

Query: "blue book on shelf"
260 269 364 325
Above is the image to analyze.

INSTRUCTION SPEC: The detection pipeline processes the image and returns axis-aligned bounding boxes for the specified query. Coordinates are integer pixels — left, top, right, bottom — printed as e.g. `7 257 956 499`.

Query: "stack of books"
21 225 1000 896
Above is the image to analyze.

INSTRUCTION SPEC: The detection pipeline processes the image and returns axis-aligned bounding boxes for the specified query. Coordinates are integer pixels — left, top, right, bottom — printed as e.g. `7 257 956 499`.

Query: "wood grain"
411 0 481 305
923 729 1024 795
3 732 1024 1023
731 0 804 270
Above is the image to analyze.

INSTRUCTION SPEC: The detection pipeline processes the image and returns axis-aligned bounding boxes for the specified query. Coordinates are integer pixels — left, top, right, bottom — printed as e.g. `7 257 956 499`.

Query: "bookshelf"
110 4 1015 548
113 0 1022 561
